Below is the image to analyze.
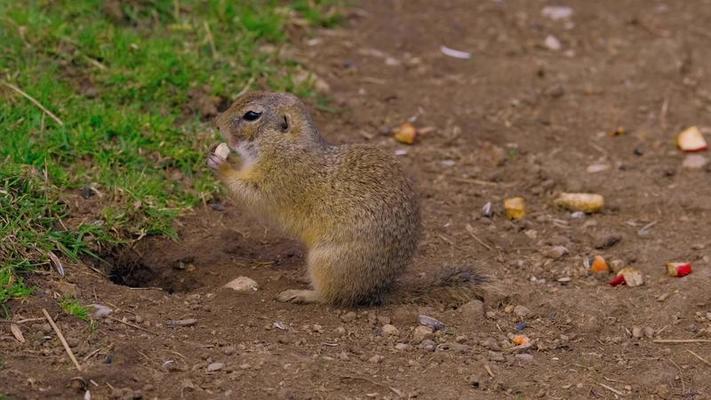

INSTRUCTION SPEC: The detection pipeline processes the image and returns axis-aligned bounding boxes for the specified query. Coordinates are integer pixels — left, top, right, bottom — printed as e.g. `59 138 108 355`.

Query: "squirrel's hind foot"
276 289 320 304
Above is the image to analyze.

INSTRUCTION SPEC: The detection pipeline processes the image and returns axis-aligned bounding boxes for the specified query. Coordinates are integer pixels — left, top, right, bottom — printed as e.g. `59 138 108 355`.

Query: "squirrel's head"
215 91 323 162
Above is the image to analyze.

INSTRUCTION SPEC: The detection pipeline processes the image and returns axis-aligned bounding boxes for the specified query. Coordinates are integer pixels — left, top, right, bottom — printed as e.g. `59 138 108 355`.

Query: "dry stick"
465 228 492 251
42 308 81 371
598 382 625 396
106 316 159 336
483 364 495 378
687 350 711 367
653 339 711 344
1 81 64 126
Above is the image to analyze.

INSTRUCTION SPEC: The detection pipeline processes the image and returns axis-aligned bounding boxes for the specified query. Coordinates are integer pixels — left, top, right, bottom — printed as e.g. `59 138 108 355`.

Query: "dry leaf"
10 323 25 343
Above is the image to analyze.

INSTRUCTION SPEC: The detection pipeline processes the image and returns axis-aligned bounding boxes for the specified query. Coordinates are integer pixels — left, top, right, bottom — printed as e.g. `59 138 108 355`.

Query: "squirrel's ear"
280 114 290 133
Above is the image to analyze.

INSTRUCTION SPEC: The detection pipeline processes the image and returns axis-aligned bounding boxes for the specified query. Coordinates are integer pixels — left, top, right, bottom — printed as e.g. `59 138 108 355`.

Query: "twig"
653 339 711 344
687 350 711 367
483 364 495 378
42 308 81 371
465 224 492 251
0 317 44 324
82 347 105 362
598 383 625 396
107 316 159 336
1 81 64 126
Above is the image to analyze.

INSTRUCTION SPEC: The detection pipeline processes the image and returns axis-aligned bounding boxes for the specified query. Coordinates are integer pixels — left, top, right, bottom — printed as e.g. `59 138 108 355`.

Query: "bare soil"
3 1 711 399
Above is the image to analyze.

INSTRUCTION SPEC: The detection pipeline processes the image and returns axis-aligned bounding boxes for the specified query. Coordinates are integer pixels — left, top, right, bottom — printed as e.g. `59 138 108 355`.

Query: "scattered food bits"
393 122 417 144
677 126 707 152
554 193 604 213
609 267 644 287
590 255 610 273
609 127 626 136
215 142 231 159
512 335 530 346
504 197 526 220
665 262 692 277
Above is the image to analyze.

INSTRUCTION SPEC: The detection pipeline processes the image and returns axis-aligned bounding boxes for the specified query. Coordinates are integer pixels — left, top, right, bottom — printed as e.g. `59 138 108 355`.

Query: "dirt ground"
3 0 711 399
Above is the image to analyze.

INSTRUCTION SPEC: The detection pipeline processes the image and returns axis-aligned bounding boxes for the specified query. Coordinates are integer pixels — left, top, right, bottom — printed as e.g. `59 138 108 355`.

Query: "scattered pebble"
382 324 400 336
419 339 436 352
368 354 384 364
89 304 113 319
515 353 534 362
543 245 569 259
413 326 434 343
222 346 236 355
544 35 562 51
417 315 445 331
513 305 531 318
488 351 505 362
206 362 224 372
631 326 642 338
594 233 622 250
481 201 494 218
167 318 198 327
586 163 610 173
541 5 573 20
644 326 655 338
515 322 527 331
395 343 411 351
340 311 357 322
224 276 258 292
459 300 486 324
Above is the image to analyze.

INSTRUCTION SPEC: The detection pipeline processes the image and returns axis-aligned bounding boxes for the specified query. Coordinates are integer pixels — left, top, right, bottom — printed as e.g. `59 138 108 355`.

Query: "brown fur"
208 92 421 306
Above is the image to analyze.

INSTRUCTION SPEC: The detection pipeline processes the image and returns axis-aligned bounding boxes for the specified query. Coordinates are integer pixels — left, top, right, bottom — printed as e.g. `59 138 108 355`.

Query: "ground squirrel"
208 91 421 306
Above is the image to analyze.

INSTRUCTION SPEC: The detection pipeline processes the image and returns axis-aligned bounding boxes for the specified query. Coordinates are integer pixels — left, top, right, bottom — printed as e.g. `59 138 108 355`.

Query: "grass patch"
0 0 340 306
59 296 90 321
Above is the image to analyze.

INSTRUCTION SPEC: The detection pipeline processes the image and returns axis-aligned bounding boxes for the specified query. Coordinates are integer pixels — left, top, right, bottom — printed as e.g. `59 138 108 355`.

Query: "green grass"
0 0 340 306
59 296 90 321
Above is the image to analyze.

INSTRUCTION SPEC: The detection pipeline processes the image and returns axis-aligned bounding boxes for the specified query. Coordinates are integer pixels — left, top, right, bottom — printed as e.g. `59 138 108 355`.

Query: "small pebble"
368 354 384 364
222 346 236 355
340 311 357 322
417 315 445 331
544 35 562 51
515 322 527 331
382 324 399 336
488 351 505 362
419 339 436 352
514 305 531 318
223 276 259 292
644 327 655 338
413 326 434 343
89 304 113 319
206 362 224 372
631 326 642 338
395 343 411 351
515 353 534 363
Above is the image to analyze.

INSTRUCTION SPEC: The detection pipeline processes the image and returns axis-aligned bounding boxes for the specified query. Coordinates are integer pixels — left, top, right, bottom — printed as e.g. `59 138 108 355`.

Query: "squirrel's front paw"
207 143 230 172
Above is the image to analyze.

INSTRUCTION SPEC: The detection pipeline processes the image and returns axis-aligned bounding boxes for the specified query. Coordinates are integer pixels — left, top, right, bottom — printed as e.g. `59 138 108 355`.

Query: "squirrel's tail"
388 265 504 308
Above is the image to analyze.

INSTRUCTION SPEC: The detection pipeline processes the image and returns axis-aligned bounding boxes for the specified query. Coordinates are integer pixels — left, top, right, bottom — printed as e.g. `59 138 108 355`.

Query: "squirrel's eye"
243 111 262 121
